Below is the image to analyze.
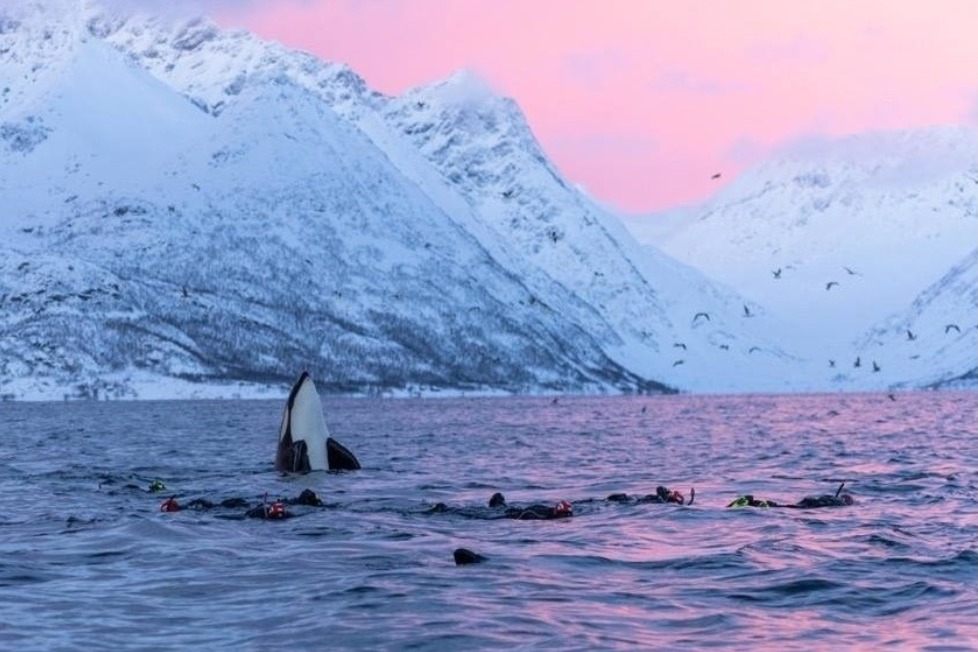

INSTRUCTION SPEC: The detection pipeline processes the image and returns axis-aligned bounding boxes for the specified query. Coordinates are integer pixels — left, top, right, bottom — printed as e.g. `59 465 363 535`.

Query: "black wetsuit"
728 490 854 509
502 504 572 520
787 493 853 508
427 492 573 520
606 485 691 505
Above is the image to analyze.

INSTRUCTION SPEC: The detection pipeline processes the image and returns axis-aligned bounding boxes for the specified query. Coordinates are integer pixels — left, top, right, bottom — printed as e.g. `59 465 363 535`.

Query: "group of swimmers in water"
152 479 854 526
151 472 854 567
156 486 325 520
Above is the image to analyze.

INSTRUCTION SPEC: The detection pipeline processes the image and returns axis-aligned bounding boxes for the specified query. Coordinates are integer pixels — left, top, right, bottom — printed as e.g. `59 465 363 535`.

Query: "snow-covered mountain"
88 5 802 392
627 126 978 390
0 0 779 399
1 1 972 399
856 248 977 389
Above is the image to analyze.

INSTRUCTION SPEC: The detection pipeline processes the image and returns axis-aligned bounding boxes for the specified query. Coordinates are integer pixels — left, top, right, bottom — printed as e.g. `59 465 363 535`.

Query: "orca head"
276 372 361 472
275 372 329 472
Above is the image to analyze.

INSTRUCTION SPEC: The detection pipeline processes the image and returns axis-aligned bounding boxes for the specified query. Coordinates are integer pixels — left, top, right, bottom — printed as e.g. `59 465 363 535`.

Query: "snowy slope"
0 3 666 399
854 248 977 390
86 3 809 393
628 127 978 389
382 72 807 390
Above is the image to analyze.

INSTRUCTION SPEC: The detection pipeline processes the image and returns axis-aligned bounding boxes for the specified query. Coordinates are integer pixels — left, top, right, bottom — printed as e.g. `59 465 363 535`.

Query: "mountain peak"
426 69 498 107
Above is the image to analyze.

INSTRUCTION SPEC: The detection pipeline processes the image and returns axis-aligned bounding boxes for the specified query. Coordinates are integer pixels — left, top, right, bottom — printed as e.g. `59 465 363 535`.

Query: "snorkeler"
485 492 574 520
427 492 573 520
159 489 324 520
727 482 854 509
606 485 695 505
430 486 695 521
504 499 574 520
244 498 291 520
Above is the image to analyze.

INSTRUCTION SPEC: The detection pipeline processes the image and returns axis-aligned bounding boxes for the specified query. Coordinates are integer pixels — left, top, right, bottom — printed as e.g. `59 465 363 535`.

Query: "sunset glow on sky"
214 1 978 213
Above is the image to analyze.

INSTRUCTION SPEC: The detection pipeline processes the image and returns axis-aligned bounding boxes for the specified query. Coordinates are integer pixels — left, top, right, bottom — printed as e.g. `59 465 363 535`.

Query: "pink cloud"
214 0 978 212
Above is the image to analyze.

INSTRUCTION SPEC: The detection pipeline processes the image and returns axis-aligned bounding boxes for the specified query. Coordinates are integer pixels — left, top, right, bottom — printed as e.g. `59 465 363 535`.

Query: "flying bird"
826 281 839 291
945 323 961 334
719 344 730 351
672 359 685 367
906 329 916 341
711 172 722 180
829 359 836 368
843 266 860 276
872 361 881 373
854 356 861 368
748 346 761 354
743 304 752 318
772 268 782 279
674 342 687 350
693 312 711 323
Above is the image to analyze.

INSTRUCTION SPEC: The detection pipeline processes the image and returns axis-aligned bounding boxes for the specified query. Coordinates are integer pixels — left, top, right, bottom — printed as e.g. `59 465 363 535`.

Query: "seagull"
945 323 961 334
748 346 761 354
772 268 782 279
843 266 860 276
711 172 722 180
826 281 839 291
672 359 685 367
693 312 711 323
906 329 916 341
674 342 687 350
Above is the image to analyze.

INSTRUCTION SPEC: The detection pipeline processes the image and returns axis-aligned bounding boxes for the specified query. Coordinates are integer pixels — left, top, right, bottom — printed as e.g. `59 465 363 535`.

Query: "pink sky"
214 1 977 213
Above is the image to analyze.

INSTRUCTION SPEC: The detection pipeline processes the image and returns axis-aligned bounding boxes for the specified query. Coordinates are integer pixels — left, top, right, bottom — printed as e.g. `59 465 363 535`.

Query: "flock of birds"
685 171 973 382
770 264 861 290
666 253 968 376
670 306 760 368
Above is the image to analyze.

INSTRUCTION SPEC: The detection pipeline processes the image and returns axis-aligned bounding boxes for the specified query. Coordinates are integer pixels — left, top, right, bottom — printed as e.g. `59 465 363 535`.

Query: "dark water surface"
1 392 976 650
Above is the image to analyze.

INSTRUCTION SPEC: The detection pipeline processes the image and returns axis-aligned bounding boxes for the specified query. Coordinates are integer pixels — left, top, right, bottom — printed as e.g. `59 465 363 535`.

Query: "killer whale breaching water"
275 372 361 472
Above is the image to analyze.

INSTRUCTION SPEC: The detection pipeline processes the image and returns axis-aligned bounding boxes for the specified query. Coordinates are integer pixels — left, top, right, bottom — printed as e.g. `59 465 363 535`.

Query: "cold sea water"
1 391 976 651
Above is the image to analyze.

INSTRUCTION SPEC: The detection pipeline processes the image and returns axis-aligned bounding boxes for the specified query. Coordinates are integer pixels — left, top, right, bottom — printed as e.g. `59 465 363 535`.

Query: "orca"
275 372 361 472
